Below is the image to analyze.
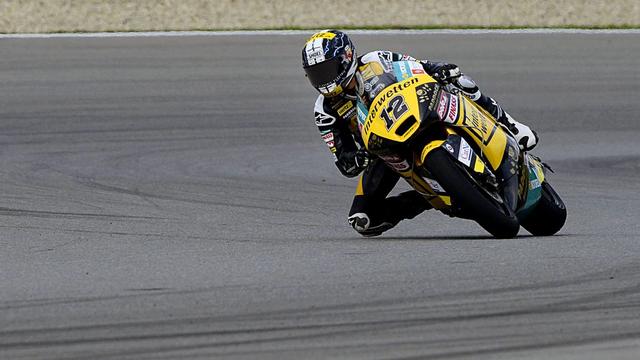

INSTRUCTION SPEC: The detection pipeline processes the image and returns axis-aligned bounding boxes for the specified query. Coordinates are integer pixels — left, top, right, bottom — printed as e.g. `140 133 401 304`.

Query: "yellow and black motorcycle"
356 60 566 238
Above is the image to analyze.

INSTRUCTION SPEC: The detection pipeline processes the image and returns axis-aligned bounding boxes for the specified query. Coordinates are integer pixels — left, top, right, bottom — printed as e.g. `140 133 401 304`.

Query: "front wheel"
521 181 567 236
425 149 520 238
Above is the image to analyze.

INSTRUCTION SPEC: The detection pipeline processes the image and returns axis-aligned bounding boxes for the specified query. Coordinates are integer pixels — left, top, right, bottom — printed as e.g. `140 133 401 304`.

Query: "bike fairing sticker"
357 101 369 131
458 137 473 167
393 61 412 81
437 91 451 122
424 177 446 193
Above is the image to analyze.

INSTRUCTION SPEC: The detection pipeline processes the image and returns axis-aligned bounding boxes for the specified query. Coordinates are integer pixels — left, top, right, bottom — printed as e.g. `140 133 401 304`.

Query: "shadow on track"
356 233 578 242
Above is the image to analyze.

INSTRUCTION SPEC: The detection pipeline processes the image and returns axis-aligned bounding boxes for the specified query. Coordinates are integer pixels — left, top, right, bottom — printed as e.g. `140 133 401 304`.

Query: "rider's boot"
348 191 432 237
454 75 538 151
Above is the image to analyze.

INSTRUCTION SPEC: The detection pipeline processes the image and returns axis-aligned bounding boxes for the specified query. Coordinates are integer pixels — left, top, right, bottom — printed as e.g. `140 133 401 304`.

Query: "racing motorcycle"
356 60 567 238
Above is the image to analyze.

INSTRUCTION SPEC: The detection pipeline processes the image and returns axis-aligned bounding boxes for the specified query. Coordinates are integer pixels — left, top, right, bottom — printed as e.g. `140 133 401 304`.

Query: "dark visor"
304 57 345 89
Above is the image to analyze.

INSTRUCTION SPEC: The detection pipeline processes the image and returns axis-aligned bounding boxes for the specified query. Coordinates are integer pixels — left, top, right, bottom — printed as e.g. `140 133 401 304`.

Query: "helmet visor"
304 56 345 90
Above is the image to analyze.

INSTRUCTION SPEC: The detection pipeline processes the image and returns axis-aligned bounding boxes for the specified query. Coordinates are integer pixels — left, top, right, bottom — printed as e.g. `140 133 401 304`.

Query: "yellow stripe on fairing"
473 157 486 173
355 175 364 196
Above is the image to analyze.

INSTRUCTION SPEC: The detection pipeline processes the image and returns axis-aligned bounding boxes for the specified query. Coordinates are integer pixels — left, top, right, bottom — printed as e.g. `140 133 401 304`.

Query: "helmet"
302 30 357 97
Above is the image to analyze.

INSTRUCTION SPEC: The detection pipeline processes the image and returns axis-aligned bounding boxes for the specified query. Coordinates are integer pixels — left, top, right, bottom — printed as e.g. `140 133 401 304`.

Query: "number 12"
380 95 408 130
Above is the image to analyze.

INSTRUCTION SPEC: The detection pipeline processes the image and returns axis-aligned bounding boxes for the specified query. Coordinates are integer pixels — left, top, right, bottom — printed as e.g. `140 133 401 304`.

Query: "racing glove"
422 61 462 84
354 148 371 170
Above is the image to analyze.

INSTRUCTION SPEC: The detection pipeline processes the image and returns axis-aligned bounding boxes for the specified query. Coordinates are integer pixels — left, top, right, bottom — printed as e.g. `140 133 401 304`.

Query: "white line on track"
1 29 639 39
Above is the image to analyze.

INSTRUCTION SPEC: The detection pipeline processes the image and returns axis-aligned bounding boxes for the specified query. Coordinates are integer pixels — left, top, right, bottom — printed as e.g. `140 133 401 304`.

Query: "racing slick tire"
425 148 520 238
521 181 567 236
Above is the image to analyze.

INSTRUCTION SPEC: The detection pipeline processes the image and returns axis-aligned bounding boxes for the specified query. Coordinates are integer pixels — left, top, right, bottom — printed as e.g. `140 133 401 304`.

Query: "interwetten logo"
369 77 420 120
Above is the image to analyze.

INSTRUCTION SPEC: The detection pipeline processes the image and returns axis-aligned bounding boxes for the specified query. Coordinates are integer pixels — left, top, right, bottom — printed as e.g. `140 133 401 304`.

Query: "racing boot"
348 191 432 237
348 213 395 237
454 75 538 151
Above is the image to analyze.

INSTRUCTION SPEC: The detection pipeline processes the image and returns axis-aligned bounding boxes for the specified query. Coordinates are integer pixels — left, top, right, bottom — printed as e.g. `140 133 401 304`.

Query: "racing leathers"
314 50 537 236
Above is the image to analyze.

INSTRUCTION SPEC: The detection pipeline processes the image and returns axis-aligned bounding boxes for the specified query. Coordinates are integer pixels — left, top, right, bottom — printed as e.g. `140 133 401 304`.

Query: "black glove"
429 62 462 84
354 149 371 170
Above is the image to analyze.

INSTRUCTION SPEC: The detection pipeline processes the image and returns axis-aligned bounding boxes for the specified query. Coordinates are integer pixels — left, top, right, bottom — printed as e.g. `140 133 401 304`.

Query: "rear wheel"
425 149 520 238
521 181 567 236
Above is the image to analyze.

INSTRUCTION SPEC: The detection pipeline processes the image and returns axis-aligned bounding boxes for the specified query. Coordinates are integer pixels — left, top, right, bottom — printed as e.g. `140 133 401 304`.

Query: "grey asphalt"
0 33 639 360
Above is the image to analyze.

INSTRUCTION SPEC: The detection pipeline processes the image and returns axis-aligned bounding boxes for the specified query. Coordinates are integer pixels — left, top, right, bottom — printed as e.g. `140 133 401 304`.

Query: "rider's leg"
348 159 431 237
454 75 538 150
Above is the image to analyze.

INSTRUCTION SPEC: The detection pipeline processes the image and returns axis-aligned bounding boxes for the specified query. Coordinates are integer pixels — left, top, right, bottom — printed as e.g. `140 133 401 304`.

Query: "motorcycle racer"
302 30 538 237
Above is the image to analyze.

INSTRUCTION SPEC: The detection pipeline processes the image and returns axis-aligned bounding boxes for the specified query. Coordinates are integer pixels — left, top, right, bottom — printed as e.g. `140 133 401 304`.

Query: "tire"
425 148 520 238
521 181 567 236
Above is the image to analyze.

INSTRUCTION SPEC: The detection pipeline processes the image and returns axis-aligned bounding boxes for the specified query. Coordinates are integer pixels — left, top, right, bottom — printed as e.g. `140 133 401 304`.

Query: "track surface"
1 33 639 359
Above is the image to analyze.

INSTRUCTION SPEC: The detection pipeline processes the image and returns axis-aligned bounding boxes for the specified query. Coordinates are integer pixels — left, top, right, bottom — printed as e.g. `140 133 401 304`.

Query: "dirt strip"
1 0 638 33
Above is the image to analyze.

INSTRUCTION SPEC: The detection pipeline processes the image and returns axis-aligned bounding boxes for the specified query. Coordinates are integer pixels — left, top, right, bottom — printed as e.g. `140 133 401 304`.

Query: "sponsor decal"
321 83 343 98
530 178 541 189
529 166 541 189
337 101 354 116
361 62 385 81
467 108 488 134
387 160 410 171
445 143 455 153
458 138 472 166
326 141 335 147
428 89 439 110
307 50 324 61
322 132 334 142
372 83 385 96
345 45 353 61
357 102 368 128
380 155 410 172
463 106 498 145
408 61 422 70
380 154 402 162
398 62 410 79
425 178 446 193
309 32 336 40
368 77 420 121
415 83 439 109
416 88 427 103
416 89 426 100
437 92 449 120
344 108 356 121
445 94 459 123
507 145 518 160
364 75 381 94
315 112 335 126
361 66 376 81
411 68 425 75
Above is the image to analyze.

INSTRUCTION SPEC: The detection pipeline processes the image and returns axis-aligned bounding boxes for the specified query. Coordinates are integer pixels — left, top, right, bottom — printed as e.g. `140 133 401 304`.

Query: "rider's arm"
386 51 461 81
314 95 367 178
361 50 452 75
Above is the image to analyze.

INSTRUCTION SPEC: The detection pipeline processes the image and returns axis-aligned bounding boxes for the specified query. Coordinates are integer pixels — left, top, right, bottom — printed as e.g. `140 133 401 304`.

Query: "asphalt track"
1 33 639 360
